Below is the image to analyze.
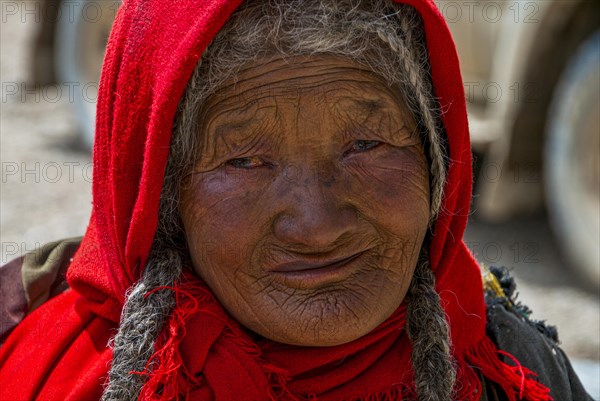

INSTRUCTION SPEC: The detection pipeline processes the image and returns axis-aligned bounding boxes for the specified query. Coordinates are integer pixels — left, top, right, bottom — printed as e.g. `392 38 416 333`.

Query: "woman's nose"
273 168 358 251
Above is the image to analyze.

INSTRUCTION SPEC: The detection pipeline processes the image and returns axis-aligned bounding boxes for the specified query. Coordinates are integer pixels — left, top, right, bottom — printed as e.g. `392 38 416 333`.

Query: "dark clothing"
481 266 593 401
0 239 593 400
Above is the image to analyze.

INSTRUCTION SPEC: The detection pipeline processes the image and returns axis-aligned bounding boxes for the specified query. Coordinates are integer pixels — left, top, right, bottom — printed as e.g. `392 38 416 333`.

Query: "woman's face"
180 54 430 346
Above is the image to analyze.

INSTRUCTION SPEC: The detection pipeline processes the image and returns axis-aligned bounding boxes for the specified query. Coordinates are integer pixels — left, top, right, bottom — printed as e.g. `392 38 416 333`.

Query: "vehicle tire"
545 31 600 290
54 0 117 149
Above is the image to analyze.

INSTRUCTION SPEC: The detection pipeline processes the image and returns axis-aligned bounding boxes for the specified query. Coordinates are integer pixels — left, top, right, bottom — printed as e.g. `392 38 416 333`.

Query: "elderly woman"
0 0 592 400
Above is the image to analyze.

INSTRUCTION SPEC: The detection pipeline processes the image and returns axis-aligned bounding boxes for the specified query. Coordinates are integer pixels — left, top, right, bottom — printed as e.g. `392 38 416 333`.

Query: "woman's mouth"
268 250 367 289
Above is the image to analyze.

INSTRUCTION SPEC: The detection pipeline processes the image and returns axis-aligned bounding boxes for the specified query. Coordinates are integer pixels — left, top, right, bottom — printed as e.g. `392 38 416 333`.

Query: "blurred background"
1 0 598 397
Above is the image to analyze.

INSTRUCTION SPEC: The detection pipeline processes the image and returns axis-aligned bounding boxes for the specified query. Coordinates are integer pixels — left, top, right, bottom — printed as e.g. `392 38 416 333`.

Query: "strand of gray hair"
406 250 457 401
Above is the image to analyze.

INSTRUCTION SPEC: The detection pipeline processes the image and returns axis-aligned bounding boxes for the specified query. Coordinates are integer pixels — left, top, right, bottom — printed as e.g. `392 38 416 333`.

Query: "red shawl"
0 1 552 400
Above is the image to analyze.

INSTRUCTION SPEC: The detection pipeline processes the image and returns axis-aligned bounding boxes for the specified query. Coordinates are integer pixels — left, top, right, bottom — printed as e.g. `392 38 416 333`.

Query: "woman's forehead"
200 54 410 118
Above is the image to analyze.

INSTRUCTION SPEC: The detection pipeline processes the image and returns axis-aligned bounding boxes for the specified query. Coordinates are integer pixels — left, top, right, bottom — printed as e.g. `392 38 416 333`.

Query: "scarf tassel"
131 284 204 401
464 337 553 401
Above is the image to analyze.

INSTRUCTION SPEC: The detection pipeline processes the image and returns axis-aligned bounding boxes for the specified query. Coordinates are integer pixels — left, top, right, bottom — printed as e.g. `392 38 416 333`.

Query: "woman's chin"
241 297 390 347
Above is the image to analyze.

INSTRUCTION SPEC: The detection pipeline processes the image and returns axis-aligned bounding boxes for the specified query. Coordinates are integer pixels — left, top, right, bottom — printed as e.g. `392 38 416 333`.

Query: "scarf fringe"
131 283 204 401
464 337 553 401
133 276 298 401
131 278 551 401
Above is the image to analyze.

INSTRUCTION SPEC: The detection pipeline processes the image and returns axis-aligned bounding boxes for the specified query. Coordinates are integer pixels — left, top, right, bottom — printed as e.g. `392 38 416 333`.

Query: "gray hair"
102 1 453 400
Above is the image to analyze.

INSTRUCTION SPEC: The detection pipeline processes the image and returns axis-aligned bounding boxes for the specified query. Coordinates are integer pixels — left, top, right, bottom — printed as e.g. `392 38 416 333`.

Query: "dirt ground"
1 5 598 398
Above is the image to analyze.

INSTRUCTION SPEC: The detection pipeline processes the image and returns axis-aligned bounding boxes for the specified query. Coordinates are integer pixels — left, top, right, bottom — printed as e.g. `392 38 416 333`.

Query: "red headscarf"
0 1 552 400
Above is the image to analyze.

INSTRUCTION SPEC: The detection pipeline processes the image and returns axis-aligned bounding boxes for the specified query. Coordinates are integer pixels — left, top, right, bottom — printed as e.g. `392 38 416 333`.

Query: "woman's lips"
270 252 364 272
268 250 367 288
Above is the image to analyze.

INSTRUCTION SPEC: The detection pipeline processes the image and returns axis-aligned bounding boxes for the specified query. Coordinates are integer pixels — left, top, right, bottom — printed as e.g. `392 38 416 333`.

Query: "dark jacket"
481 266 592 401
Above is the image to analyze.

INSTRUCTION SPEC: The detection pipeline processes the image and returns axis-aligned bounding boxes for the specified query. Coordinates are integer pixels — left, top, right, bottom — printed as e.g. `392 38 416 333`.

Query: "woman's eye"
347 140 382 154
225 156 265 169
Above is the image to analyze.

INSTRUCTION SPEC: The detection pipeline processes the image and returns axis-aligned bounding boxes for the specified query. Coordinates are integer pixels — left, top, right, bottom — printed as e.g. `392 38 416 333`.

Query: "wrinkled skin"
180 54 430 346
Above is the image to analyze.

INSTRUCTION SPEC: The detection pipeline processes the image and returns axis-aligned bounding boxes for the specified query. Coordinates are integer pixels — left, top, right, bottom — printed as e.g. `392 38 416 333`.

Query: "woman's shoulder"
0 237 80 346
482 266 593 401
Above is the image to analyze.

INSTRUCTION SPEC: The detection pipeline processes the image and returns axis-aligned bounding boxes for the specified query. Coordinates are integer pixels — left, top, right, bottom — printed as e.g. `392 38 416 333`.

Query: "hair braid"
406 248 457 401
100 245 184 401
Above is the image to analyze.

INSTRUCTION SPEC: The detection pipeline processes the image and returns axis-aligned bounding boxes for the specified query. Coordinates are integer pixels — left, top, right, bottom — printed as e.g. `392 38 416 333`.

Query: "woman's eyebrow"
209 101 277 139
339 96 406 121
214 119 255 139
210 115 279 155
350 98 387 114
